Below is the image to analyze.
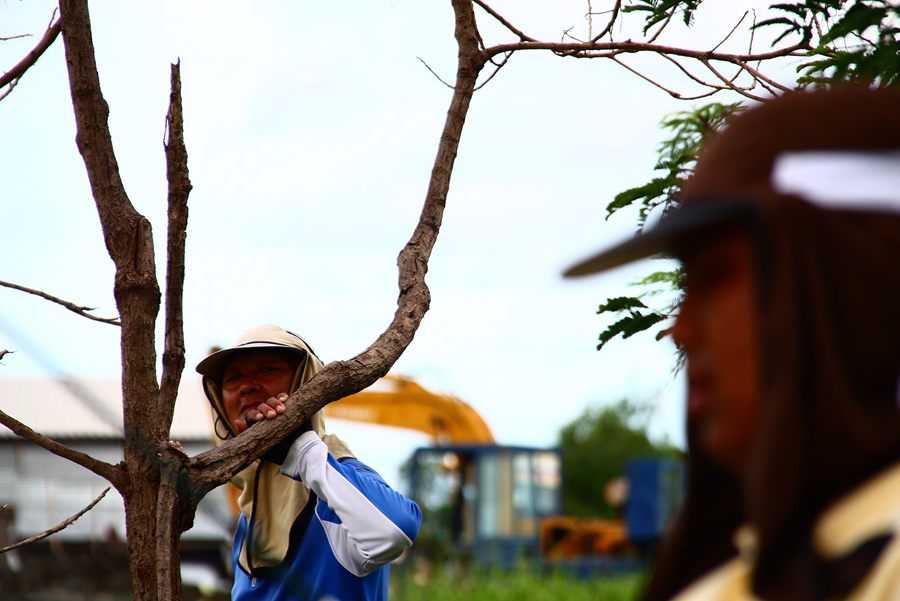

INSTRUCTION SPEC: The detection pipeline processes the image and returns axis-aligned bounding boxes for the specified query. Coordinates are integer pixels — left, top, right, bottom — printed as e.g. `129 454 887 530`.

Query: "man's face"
220 349 298 434
672 227 761 476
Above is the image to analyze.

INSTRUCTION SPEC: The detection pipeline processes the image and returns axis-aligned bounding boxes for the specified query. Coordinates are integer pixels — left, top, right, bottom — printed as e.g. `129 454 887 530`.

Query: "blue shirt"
231 434 421 601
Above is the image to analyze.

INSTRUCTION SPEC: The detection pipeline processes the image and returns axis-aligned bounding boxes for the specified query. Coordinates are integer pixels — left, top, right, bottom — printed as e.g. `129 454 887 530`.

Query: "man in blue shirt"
197 325 421 601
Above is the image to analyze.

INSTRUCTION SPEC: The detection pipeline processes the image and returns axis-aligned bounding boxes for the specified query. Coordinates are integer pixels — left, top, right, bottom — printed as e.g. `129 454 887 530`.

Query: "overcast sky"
1 1 794 487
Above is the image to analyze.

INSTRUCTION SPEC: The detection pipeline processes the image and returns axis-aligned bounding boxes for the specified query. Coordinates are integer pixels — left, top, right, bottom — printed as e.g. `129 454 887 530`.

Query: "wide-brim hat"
196 324 318 382
563 86 900 277
562 199 756 276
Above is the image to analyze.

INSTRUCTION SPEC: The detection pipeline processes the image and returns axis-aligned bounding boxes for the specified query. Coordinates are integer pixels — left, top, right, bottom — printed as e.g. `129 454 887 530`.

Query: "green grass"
391 565 644 601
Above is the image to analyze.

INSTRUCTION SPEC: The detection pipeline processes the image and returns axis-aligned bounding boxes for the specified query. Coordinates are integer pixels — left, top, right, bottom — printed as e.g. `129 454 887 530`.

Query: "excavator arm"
323 374 494 444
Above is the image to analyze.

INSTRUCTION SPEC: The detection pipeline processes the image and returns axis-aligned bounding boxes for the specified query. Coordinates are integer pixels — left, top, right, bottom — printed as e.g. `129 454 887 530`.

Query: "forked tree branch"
0 487 111 554
0 279 120 325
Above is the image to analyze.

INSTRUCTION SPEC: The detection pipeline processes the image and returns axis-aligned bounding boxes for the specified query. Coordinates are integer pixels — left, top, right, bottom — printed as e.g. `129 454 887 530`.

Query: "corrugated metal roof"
0 377 215 441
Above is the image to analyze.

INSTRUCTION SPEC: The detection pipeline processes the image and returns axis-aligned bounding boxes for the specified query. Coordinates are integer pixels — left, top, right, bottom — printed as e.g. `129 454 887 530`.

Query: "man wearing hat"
565 87 900 601
197 325 421 601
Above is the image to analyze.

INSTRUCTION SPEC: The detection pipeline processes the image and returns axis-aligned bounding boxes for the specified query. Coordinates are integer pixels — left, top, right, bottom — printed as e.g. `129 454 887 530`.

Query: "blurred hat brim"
563 199 755 277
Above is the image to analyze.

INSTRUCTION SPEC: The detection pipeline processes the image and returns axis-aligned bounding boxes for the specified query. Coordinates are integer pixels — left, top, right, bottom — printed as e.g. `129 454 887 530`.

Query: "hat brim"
563 199 755 277
196 341 307 381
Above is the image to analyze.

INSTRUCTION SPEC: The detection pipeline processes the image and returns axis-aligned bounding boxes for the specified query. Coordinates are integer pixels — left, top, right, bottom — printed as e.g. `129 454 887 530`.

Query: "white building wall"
0 439 233 544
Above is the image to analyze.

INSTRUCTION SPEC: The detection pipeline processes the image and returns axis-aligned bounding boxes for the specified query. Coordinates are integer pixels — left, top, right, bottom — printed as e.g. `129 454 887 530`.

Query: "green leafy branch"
596 269 683 350
753 0 900 87
605 102 743 231
624 0 704 36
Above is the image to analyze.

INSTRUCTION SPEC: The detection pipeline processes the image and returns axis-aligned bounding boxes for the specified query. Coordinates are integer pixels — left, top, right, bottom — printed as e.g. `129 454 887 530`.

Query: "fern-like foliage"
595 0 900 359
623 0 704 35
754 1 900 87
605 102 743 232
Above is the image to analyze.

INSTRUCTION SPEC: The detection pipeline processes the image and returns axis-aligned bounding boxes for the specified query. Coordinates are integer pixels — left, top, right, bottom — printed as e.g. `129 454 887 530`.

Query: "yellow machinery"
324 375 495 445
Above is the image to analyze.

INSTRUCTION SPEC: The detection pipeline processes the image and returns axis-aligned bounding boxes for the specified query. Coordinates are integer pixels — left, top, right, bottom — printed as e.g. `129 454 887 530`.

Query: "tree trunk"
59 1 166 599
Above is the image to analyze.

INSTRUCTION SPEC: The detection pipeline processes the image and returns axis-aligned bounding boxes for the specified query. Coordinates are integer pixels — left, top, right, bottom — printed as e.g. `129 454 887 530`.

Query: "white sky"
0 1 795 488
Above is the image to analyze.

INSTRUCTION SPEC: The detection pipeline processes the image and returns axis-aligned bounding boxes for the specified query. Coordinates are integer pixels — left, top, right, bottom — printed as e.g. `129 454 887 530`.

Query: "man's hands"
239 392 290 431
241 392 314 465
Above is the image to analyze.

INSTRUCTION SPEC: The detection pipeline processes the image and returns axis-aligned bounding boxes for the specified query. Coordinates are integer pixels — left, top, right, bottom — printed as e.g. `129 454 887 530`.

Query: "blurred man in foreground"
565 87 900 601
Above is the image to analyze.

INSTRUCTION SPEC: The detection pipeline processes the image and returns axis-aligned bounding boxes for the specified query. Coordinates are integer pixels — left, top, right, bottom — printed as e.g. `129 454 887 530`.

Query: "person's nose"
237 375 260 395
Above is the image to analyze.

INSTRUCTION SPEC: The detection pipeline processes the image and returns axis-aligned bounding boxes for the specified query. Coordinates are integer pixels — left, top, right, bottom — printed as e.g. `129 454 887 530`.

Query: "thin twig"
417 57 455 89
659 53 721 89
0 279 120 325
474 52 512 91
711 11 749 53
701 57 769 102
0 78 19 101
0 488 111 554
647 10 677 45
472 0 537 42
591 0 622 43
733 59 793 94
611 56 720 100
562 26 581 44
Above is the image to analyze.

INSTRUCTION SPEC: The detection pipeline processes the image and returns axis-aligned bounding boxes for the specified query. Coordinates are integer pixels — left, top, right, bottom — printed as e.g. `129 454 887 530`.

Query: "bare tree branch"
0 279 120 325
0 14 62 94
158 61 191 438
485 37 810 63
417 57 455 89
474 51 512 91
611 56 720 100
646 9 677 45
0 408 123 486
711 11 750 53
591 0 622 43
732 58 793 95
0 487 111 554
473 0 537 42
155 63 193 601
189 0 486 495
0 78 20 102
700 57 769 102
470 24 811 101
658 53 725 91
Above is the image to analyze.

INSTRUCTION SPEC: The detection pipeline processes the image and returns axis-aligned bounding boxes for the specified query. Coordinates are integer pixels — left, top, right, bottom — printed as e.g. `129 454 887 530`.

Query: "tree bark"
59 1 164 599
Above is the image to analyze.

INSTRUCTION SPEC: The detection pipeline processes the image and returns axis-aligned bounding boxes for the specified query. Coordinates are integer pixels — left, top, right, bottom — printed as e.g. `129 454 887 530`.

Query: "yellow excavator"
323 375 495 445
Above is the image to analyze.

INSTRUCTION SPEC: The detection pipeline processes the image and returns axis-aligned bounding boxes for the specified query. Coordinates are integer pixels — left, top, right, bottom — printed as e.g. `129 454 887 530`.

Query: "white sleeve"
281 431 421 576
